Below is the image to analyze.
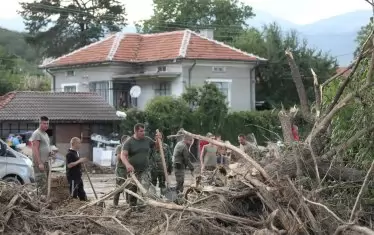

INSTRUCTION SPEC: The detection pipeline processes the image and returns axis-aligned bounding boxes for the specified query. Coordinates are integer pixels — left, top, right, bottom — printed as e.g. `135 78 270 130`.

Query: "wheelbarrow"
156 129 178 201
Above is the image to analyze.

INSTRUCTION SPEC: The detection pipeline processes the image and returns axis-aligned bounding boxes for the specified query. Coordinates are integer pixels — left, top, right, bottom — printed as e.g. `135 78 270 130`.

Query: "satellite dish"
130 85 141 98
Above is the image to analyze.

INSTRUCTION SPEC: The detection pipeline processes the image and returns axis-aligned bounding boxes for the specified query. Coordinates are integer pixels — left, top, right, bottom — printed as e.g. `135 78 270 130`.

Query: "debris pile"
84 161 114 174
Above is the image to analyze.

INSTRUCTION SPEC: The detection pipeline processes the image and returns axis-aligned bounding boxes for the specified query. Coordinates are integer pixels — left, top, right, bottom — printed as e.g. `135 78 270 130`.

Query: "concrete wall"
50 60 257 111
182 60 256 111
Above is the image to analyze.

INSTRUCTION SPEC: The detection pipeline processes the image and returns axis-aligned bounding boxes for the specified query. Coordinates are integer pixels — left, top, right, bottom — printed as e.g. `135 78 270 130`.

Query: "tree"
137 0 254 42
18 0 127 58
233 23 337 107
145 96 191 137
0 46 22 95
182 83 228 134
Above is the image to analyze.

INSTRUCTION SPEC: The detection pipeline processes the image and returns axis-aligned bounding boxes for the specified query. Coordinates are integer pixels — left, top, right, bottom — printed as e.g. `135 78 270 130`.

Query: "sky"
0 0 371 25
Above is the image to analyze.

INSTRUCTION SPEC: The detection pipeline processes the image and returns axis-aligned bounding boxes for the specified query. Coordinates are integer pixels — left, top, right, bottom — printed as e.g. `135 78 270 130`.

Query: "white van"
0 139 35 184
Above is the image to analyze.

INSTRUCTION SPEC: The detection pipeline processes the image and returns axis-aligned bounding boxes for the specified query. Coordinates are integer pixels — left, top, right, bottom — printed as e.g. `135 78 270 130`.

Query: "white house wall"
182 61 256 111
52 65 132 92
136 80 155 110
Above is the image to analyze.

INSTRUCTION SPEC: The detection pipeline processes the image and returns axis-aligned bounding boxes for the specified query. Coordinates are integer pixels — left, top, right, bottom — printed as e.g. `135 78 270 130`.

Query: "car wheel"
3 176 22 185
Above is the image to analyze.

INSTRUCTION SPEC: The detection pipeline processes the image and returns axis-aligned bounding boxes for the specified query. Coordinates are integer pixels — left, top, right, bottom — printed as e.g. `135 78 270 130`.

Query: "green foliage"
136 0 254 43
324 22 374 168
145 96 191 137
0 45 50 95
182 83 228 134
19 0 127 58
221 111 281 144
0 28 40 63
121 83 282 145
119 108 147 136
232 23 337 107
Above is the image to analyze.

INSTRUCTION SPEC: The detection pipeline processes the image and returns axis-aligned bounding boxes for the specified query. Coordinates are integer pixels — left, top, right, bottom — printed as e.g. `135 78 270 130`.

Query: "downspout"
46 68 56 91
188 60 197 87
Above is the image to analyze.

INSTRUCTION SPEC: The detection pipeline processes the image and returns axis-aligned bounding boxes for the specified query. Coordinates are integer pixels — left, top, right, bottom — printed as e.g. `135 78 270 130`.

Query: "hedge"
120 108 284 146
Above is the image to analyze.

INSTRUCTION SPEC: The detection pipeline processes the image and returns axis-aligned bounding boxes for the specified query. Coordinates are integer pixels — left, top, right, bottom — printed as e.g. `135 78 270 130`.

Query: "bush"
120 83 288 146
145 96 192 137
220 111 281 145
120 108 283 146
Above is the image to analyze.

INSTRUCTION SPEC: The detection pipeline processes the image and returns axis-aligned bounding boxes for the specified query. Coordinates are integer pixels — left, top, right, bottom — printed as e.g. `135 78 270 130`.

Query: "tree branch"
321 125 374 159
323 31 374 116
178 129 272 182
285 48 314 123
311 68 321 117
349 159 374 222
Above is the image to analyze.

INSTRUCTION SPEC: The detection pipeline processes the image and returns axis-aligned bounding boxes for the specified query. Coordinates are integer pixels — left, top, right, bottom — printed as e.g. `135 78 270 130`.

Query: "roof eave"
40 61 135 70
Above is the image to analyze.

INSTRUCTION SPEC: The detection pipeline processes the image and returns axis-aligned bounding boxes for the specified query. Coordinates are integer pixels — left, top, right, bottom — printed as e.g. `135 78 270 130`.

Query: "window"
157 66 167 72
89 81 109 102
206 79 232 107
155 82 171 96
212 66 226 73
66 70 75 77
61 83 78 92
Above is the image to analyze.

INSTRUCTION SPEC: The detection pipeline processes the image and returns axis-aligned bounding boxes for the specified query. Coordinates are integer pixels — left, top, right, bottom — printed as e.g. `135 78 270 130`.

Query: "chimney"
197 29 214 39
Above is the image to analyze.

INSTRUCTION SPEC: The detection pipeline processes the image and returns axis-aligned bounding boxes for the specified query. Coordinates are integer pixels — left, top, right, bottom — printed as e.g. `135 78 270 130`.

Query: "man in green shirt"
113 135 129 206
120 123 155 206
150 132 172 195
30 116 51 196
173 134 194 193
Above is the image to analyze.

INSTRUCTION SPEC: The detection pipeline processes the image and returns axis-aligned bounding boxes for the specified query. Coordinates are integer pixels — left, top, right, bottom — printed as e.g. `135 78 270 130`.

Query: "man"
120 123 155 207
30 116 51 196
150 132 172 195
173 134 194 194
66 137 88 201
113 135 129 206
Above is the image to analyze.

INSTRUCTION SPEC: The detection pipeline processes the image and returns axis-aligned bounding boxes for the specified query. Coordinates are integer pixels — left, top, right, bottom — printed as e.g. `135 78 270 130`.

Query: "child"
66 137 88 201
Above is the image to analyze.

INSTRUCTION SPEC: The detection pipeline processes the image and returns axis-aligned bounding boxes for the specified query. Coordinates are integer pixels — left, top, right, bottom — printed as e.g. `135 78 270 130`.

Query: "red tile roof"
41 30 266 68
0 91 120 121
336 67 352 77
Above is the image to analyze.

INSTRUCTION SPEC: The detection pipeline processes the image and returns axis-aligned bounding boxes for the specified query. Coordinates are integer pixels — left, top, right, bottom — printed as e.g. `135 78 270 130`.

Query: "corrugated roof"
0 91 120 121
41 30 267 68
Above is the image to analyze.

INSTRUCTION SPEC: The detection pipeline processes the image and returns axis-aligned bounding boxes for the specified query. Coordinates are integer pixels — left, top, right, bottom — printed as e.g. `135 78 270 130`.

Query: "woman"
200 134 218 172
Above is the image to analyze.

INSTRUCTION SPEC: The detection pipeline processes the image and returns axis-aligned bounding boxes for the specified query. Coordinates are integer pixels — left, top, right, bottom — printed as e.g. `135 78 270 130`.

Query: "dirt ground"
82 168 196 205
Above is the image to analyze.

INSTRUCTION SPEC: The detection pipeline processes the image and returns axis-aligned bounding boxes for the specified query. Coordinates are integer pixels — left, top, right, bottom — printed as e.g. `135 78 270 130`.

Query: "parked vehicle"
0 139 35 184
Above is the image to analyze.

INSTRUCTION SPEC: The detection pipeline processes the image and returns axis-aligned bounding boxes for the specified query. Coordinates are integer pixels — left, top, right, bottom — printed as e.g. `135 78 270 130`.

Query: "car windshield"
0 139 24 157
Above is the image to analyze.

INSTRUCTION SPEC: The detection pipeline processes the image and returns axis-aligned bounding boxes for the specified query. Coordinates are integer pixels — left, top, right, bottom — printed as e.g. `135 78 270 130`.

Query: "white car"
0 139 35 184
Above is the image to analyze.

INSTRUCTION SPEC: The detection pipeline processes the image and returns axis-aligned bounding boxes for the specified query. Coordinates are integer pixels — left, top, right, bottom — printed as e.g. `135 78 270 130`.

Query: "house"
0 91 120 158
40 29 267 111
336 67 352 78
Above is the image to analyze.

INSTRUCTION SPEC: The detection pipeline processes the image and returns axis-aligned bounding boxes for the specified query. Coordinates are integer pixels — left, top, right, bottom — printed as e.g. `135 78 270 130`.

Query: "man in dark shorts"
120 123 155 207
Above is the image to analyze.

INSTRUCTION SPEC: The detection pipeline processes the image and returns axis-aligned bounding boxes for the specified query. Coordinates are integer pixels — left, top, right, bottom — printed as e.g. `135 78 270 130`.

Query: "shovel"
156 129 177 201
46 158 52 201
